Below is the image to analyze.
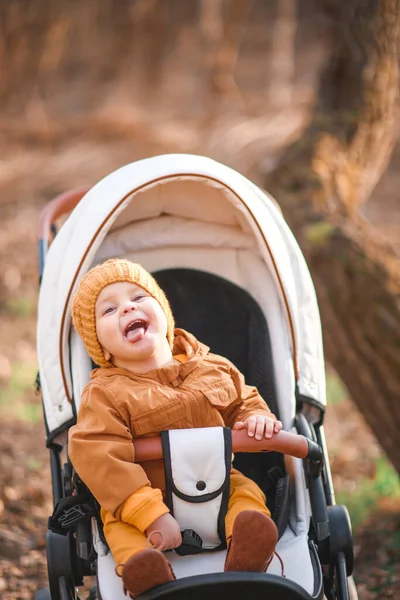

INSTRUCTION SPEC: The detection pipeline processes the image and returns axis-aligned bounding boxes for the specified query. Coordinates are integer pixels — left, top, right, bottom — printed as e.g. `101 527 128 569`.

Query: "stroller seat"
95 517 319 600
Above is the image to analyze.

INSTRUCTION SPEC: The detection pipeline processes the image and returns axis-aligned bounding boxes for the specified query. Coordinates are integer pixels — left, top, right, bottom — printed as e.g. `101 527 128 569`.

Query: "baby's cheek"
97 320 114 349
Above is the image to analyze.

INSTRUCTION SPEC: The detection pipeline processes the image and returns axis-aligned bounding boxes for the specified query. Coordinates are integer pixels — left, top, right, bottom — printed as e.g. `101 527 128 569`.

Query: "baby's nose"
123 304 136 314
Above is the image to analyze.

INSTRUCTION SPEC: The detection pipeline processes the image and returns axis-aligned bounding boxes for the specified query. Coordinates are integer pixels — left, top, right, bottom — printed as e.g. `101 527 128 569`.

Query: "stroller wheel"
334 552 350 600
327 505 354 576
46 531 79 600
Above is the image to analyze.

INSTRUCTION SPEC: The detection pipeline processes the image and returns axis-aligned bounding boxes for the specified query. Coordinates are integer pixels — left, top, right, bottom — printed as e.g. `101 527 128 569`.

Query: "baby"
69 258 282 597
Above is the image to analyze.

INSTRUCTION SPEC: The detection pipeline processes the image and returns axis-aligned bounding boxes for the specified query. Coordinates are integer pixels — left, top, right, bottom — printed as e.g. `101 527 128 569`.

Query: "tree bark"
200 0 251 101
264 0 400 472
268 0 297 108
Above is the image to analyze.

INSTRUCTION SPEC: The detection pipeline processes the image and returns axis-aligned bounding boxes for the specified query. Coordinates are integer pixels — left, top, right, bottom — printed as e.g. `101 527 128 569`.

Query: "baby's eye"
132 295 146 302
103 306 115 315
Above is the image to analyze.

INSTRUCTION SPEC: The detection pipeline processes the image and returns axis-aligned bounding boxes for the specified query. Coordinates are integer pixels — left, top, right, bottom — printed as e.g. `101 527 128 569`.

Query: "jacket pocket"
131 400 186 436
202 379 238 409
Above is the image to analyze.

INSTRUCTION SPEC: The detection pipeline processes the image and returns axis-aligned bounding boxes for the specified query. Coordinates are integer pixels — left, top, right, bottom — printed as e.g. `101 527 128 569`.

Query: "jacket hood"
90 328 210 385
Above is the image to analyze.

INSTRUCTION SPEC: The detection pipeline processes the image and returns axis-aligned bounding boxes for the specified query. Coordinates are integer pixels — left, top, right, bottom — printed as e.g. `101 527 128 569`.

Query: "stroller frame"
35 155 356 600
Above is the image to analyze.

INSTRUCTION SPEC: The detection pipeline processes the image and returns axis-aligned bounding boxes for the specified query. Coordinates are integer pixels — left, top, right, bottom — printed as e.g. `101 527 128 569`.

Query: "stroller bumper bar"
133 429 323 463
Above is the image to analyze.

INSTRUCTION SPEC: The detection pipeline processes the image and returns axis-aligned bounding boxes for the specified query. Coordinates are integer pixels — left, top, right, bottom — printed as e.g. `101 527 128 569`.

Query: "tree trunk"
268 0 297 108
264 0 400 472
131 0 169 99
200 0 251 101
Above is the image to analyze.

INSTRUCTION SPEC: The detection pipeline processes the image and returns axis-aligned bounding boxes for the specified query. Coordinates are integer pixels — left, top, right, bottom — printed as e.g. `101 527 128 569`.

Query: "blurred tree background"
0 1 399 598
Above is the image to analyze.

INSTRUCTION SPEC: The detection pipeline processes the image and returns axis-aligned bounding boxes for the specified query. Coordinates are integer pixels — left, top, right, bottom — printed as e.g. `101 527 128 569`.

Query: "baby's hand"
233 415 282 440
145 513 182 551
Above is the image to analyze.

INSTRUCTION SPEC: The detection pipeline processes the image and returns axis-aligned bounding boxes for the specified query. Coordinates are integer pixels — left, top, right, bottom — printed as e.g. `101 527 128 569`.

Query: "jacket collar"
91 328 209 385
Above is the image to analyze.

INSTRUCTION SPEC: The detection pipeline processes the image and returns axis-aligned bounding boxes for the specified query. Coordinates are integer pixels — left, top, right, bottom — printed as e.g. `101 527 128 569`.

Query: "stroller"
36 154 356 600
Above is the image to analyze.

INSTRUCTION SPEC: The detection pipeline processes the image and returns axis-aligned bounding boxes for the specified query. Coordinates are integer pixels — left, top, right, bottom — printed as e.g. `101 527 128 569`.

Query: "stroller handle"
133 429 322 463
38 188 89 244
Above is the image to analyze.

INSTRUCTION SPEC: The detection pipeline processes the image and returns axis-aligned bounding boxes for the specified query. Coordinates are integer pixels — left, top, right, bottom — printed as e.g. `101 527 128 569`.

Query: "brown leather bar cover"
232 429 309 458
133 429 310 462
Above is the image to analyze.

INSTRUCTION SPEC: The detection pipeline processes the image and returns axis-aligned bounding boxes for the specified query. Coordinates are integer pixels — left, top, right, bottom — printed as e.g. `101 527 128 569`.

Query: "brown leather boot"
119 548 175 598
224 510 279 572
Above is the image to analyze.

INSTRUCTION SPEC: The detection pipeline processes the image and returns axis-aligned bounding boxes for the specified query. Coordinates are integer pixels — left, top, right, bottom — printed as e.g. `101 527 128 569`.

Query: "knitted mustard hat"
71 258 175 367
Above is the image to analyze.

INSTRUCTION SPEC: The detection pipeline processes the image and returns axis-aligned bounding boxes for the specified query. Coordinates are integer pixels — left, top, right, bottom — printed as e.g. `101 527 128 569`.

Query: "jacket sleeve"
68 382 169 527
219 362 277 428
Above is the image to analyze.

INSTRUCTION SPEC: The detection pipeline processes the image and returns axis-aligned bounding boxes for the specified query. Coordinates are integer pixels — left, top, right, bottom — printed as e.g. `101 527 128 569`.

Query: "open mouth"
124 319 149 343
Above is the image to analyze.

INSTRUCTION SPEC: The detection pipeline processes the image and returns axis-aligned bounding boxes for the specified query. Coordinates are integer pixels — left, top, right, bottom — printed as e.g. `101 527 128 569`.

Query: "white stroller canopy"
37 154 326 436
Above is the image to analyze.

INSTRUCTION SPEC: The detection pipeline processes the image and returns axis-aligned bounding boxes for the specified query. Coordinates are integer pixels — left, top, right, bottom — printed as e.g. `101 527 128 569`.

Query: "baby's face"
95 281 171 371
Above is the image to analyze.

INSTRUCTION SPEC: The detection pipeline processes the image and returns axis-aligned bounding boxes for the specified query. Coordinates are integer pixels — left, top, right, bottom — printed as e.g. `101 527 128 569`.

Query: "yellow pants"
102 470 271 566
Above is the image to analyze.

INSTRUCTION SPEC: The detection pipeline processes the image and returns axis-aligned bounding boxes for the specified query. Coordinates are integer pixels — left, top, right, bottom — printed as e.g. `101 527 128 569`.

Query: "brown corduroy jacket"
68 329 275 533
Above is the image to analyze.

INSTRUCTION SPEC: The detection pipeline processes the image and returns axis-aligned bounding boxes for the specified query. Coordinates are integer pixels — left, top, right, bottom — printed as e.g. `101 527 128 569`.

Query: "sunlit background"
0 1 399 598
